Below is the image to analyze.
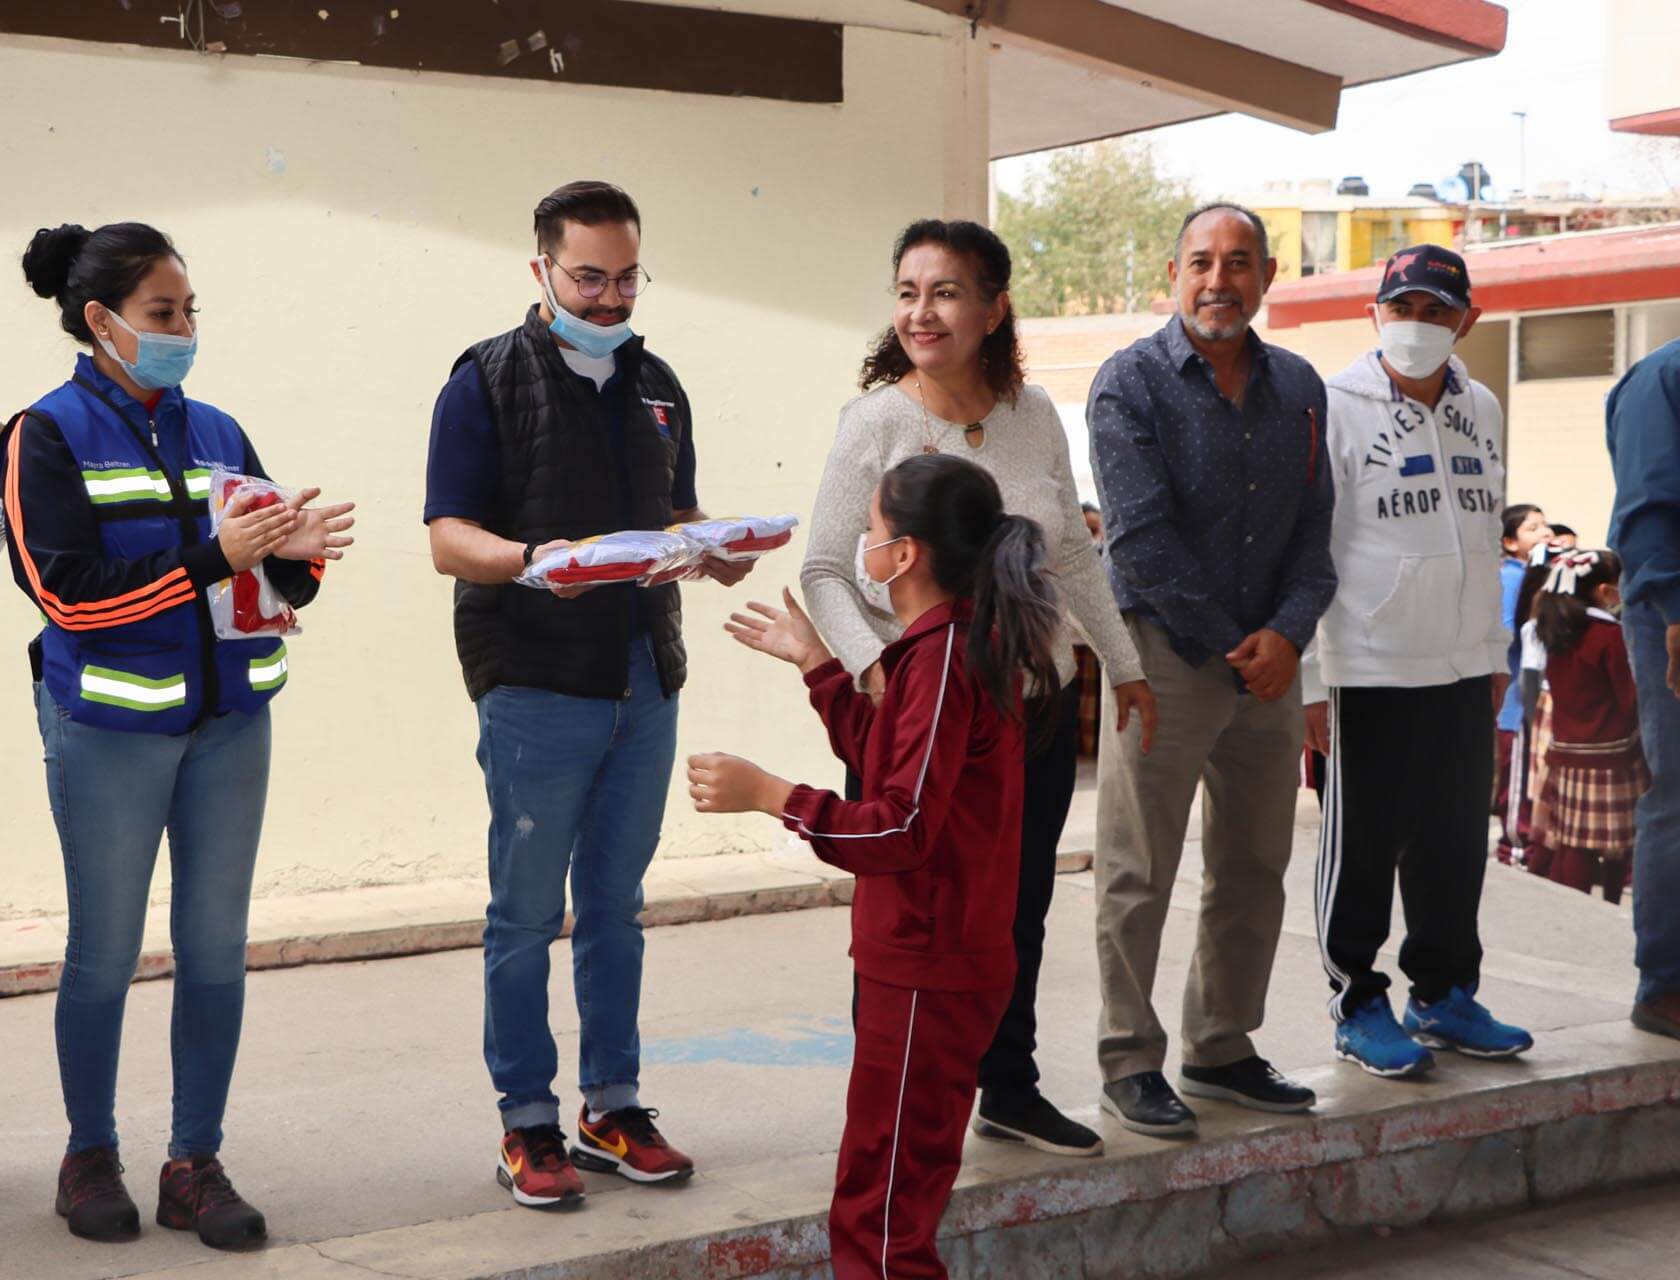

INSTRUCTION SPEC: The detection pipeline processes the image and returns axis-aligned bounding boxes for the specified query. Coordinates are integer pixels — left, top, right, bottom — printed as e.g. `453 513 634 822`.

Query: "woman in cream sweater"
801 218 1156 1159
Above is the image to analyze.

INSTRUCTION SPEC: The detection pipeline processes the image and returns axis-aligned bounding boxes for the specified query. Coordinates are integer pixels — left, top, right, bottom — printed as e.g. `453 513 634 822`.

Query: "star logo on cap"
1385 247 1427 284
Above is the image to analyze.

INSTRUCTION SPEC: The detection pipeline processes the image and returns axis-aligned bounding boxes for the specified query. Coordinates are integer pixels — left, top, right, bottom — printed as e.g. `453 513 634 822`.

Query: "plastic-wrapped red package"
667 514 799 562
519 530 699 590
207 468 301 639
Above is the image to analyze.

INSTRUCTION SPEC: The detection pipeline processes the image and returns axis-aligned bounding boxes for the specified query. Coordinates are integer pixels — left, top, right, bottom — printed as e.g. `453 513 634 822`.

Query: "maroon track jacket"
781 599 1024 993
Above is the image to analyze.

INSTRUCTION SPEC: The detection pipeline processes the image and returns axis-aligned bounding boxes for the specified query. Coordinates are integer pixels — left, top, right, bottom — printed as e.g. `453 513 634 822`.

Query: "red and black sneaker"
157 1156 267 1250
571 1106 695 1184
56 1147 140 1242
497 1125 586 1209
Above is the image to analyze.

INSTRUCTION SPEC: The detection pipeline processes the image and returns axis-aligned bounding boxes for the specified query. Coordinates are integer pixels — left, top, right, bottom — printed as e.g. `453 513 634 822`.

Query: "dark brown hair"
534 181 641 254
859 219 1025 404
1500 503 1544 554
1175 201 1270 264
1513 546 1560 645
878 453 1059 725
1534 550 1622 655
22 222 181 345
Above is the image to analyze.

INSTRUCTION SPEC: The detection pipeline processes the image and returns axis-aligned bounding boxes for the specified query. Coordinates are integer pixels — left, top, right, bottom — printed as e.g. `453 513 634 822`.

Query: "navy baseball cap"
1376 244 1472 310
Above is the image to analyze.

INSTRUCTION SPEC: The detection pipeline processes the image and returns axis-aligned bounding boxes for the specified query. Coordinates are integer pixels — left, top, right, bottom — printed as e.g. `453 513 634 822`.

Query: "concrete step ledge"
119 1019 1680 1280
0 849 1095 998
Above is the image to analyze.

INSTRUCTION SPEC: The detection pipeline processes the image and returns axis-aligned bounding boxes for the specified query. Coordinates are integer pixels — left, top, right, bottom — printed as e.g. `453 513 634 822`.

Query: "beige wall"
1608 0 1680 123
1504 378 1618 546
1257 316 1378 378
0 4 983 918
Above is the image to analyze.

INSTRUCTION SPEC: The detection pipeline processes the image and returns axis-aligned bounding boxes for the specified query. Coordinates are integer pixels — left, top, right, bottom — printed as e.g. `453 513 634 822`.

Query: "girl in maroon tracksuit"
1531 550 1649 903
688 454 1061 1279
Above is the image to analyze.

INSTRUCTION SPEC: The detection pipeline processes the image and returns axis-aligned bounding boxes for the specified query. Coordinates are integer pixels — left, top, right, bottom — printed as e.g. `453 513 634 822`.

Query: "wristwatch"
523 541 539 569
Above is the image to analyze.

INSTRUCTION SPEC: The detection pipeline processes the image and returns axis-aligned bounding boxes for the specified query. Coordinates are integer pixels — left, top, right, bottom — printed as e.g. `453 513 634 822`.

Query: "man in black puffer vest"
425 182 751 1205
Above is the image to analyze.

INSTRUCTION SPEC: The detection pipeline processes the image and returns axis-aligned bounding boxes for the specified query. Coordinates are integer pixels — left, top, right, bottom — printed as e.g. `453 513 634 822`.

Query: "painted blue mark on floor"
643 1016 853 1067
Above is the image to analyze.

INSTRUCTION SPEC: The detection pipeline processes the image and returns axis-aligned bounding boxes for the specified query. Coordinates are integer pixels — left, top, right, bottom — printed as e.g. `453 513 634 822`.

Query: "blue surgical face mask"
98 308 197 390
536 255 634 359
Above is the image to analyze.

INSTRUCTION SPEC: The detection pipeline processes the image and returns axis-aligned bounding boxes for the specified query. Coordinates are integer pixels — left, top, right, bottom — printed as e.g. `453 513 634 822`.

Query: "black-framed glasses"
553 263 652 300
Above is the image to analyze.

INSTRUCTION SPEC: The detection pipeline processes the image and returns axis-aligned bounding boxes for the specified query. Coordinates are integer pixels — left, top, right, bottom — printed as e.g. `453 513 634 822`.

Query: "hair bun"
22 224 90 300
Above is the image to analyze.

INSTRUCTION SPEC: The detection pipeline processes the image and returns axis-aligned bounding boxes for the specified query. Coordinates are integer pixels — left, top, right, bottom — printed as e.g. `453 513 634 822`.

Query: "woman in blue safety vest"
1 222 354 1252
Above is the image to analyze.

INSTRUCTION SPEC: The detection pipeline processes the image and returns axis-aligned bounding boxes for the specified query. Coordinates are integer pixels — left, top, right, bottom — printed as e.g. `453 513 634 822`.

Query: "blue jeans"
36 684 271 1159
476 640 679 1130
1628 602 1680 1003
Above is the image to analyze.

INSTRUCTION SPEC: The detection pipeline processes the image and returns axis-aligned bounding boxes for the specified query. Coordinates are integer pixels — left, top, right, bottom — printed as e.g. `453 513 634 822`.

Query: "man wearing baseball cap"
1302 244 1534 1078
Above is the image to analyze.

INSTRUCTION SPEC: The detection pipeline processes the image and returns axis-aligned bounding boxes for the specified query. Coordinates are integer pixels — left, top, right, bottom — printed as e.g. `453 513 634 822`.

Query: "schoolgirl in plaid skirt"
1531 551 1648 903
1516 615 1559 877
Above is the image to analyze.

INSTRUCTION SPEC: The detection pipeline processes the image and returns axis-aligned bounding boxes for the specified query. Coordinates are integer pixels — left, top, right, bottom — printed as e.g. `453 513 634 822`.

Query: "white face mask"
1378 318 1462 380
855 533 904 614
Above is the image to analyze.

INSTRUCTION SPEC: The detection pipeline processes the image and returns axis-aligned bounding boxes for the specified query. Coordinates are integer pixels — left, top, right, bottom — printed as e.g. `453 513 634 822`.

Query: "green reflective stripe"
81 468 171 505
79 664 188 712
184 469 212 498
249 644 289 692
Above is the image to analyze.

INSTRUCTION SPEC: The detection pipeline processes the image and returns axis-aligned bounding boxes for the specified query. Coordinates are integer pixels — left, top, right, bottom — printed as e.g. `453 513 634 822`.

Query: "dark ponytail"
1533 550 1622 655
22 221 181 344
1513 545 1560 640
877 454 1060 725
971 513 1062 721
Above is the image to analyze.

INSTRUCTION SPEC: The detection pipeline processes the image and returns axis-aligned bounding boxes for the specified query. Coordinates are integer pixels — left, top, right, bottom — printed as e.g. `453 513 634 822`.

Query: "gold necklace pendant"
913 373 940 455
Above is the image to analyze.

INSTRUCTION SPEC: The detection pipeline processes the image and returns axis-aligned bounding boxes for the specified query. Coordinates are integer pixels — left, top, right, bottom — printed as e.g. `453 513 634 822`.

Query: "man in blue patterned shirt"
1608 337 1680 1040
1088 203 1336 1138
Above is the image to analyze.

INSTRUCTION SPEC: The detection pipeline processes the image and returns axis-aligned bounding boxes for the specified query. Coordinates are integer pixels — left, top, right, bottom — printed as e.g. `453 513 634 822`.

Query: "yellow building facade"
1254 193 1460 282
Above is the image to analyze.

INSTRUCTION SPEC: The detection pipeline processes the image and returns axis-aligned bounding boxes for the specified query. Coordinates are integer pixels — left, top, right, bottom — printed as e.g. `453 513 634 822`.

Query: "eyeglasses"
552 263 652 300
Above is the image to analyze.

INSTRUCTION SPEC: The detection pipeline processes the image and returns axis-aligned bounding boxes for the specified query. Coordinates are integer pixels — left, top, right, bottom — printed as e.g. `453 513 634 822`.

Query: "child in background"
1496 505 1554 862
688 453 1060 1279
1510 541 1565 874
1515 595 1553 876
1531 551 1649 903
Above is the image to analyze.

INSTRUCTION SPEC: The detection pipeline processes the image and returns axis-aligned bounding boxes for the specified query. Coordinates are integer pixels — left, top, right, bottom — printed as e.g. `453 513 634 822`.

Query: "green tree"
996 139 1198 318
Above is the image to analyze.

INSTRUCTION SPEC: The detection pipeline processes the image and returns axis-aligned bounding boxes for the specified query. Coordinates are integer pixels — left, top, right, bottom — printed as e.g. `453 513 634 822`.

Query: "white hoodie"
1301 351 1509 703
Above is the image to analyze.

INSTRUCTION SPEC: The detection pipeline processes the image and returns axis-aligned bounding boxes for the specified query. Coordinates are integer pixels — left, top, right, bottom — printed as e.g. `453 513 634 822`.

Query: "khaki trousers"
1095 621 1303 1081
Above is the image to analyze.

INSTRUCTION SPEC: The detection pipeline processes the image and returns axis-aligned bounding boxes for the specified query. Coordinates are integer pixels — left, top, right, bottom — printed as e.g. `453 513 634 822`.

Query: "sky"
994 0 1678 205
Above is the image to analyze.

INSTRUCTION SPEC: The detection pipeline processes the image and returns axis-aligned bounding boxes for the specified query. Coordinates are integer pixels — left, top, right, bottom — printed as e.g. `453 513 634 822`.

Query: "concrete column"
942 22 990 223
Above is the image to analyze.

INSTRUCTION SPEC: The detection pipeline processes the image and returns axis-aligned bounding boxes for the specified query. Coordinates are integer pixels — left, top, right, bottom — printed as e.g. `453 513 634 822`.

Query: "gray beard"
1186 313 1251 343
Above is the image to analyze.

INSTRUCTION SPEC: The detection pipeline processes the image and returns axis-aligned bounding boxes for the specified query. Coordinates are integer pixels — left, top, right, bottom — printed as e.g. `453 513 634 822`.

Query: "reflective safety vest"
9 362 290 735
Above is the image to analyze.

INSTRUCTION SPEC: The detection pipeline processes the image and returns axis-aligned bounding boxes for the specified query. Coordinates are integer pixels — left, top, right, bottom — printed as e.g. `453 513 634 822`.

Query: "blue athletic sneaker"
1335 997 1435 1078
1403 987 1534 1059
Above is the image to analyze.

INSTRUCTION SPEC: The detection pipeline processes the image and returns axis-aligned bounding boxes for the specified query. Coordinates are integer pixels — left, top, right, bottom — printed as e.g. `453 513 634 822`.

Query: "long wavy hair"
859 219 1026 404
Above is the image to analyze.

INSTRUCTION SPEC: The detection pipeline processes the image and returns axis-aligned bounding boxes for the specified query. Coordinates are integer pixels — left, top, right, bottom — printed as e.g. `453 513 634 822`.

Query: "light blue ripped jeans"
474 640 679 1130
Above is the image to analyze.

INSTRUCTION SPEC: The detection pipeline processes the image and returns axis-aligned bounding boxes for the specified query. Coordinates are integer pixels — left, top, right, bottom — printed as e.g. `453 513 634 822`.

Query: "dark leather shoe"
1100 1071 1197 1137
1632 994 1680 1040
1180 1056 1316 1114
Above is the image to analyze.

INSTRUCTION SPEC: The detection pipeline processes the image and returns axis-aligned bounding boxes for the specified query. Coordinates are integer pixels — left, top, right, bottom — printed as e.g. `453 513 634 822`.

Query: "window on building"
1516 310 1616 381
1368 218 1404 266
1300 212 1339 277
